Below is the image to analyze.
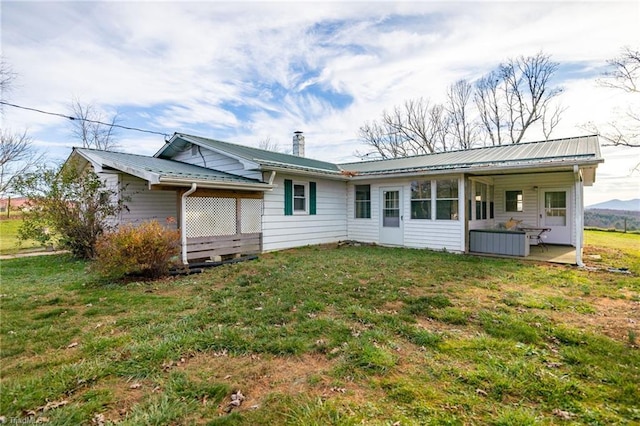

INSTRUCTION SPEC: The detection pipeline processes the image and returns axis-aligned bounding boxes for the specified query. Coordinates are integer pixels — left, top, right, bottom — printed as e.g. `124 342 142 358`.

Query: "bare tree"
474 71 504 146
357 119 409 159
1 58 16 114
446 79 477 149
359 52 564 158
0 129 45 197
599 46 640 93
0 58 44 200
475 52 563 144
541 103 566 140
357 98 451 159
258 136 281 152
70 98 120 150
584 47 639 148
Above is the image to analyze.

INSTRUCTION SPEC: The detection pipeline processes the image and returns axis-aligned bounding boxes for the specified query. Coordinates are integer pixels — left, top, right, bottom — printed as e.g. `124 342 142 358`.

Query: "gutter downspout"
181 183 197 265
267 170 277 185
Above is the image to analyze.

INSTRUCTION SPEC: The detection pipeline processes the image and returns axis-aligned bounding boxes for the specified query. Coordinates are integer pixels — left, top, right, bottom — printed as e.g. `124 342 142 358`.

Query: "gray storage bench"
469 229 530 257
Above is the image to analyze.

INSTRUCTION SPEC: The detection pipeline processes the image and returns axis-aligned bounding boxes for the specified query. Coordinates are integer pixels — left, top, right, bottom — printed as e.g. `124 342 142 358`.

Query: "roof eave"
157 176 274 192
347 158 603 179
175 134 261 171
153 133 180 158
261 164 348 180
73 148 162 183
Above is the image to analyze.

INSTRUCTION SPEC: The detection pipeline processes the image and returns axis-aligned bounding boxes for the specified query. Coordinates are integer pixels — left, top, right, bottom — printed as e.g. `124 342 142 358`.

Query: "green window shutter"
284 179 293 215
310 181 317 215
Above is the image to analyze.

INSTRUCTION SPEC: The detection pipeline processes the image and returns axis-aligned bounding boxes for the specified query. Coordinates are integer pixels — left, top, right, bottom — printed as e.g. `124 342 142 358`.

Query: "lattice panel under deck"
240 199 263 233
185 197 236 237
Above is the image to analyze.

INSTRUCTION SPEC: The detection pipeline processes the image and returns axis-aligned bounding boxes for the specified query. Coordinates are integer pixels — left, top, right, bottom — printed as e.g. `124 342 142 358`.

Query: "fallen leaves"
21 399 69 423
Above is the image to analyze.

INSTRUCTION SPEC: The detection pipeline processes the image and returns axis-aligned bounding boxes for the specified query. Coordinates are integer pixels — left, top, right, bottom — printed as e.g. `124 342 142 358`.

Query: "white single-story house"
68 132 603 266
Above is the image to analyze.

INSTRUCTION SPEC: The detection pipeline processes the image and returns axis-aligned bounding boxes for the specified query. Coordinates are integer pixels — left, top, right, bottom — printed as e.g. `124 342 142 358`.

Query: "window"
475 182 488 220
294 183 306 212
284 180 316 216
544 191 566 226
472 181 495 220
436 179 458 220
355 185 371 218
410 180 431 219
506 190 523 212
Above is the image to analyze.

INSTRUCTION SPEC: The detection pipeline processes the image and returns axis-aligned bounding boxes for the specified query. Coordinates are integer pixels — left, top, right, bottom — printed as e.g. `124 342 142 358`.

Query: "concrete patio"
526 244 578 265
470 244 578 265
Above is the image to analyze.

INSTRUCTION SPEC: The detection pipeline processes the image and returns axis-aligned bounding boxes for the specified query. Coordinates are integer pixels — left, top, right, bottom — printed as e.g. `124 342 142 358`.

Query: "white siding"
493 172 576 245
346 182 379 244
172 146 262 180
347 175 465 252
119 175 178 227
98 171 121 228
262 174 347 251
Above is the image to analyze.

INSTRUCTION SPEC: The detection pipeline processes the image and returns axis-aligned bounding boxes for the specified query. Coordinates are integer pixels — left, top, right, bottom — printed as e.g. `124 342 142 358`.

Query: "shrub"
94 220 181 279
15 161 128 259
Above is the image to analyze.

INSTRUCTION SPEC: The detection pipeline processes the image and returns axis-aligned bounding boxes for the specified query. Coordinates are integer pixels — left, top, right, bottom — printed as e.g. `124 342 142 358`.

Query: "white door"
539 189 571 245
380 187 403 246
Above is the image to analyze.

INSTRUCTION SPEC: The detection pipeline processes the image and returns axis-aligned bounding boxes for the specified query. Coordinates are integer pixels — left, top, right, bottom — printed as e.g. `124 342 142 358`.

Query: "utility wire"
0 101 172 137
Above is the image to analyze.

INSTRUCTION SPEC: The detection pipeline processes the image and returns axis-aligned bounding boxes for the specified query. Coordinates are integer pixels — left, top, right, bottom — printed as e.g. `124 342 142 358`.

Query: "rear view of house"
68 133 602 266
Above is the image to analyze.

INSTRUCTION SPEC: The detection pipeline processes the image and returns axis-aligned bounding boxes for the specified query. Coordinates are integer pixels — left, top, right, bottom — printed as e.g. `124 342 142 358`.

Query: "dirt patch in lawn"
174 352 382 414
78 377 150 424
549 297 640 345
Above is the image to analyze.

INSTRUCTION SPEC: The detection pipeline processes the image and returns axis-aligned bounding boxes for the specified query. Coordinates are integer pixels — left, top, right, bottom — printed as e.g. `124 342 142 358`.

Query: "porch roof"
71 148 274 191
339 135 603 176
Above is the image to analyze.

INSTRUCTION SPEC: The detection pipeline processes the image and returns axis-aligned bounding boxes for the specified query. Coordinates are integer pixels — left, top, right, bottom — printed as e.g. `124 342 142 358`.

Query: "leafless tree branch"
598 46 640 93
588 47 640 148
446 80 477 149
475 52 562 144
0 129 45 196
70 98 120 150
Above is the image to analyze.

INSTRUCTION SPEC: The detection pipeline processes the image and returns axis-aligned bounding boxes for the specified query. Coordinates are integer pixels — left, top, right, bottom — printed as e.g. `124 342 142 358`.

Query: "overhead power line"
0 101 171 138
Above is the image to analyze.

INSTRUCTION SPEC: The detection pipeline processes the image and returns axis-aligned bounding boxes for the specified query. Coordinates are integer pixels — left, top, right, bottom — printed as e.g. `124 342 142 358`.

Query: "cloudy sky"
2 1 638 205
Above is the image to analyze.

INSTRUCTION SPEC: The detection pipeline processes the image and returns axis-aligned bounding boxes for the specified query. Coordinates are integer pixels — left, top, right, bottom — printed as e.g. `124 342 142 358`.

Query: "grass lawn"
1 231 639 425
0 218 42 255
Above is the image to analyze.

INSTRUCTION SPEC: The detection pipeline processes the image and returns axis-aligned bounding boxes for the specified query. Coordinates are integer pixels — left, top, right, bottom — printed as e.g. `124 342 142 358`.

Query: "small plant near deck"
94 220 180 279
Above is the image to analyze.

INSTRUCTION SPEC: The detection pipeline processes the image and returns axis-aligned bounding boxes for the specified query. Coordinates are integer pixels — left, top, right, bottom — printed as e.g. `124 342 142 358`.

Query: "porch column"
181 183 197 265
574 169 584 266
459 176 467 253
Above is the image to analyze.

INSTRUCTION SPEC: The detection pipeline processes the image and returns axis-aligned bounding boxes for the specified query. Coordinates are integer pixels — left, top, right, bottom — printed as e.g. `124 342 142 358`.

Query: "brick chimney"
292 131 305 157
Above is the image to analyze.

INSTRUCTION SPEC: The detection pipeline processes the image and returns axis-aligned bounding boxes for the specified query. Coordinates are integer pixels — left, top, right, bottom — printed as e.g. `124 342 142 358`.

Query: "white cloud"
2 1 638 205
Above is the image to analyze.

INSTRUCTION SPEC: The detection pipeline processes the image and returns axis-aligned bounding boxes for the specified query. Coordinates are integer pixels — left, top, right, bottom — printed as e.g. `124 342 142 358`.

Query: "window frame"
354 184 371 219
475 182 488 220
293 181 308 214
284 179 316 216
410 180 432 219
435 178 459 221
505 190 524 213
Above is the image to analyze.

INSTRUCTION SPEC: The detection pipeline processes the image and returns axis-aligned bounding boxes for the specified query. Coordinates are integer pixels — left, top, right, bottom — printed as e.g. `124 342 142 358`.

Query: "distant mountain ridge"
586 199 640 211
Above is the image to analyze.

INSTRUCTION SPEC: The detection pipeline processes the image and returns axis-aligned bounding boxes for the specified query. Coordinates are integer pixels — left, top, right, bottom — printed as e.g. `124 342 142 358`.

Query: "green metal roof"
73 148 269 187
157 133 343 175
339 135 603 176
85 134 602 186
